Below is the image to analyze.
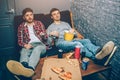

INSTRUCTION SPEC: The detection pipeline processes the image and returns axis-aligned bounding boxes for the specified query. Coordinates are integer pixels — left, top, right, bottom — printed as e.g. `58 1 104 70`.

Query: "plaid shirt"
18 20 48 47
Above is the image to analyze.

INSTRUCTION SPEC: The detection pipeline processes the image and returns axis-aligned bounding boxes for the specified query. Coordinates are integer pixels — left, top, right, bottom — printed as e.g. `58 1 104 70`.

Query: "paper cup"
81 57 89 70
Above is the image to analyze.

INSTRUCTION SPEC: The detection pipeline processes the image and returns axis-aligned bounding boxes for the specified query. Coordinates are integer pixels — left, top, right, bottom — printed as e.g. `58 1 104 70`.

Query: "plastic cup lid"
83 57 89 62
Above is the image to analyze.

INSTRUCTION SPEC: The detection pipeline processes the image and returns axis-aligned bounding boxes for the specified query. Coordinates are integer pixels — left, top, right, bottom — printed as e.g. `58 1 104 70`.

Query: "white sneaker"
95 41 115 60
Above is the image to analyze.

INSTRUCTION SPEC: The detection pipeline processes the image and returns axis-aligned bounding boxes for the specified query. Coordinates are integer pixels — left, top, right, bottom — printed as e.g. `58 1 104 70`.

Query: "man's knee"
83 39 91 42
35 45 46 54
21 48 31 54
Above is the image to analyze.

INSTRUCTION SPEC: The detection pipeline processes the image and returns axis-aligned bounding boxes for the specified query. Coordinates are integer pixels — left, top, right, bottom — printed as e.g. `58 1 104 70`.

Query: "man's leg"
29 43 46 69
73 39 100 59
56 40 83 52
20 48 32 63
6 48 34 77
76 39 115 60
75 39 100 54
56 39 99 58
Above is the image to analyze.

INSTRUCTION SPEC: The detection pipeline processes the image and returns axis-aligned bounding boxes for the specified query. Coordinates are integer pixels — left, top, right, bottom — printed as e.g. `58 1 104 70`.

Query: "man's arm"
17 24 26 47
18 23 33 49
46 25 57 46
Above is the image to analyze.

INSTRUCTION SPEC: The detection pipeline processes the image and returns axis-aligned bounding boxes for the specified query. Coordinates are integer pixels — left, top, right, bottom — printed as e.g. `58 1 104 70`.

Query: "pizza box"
41 58 82 80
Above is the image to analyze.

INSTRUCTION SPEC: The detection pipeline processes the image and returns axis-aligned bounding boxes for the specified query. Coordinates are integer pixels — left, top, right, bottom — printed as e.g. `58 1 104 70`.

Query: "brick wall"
70 0 120 80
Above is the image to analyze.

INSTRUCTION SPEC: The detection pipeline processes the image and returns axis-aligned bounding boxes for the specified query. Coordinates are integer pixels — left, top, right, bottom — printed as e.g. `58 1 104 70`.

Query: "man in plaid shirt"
6 8 48 78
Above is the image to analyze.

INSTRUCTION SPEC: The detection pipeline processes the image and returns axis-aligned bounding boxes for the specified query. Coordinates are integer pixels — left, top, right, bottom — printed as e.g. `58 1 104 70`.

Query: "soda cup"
58 49 63 58
81 52 86 60
74 45 80 59
81 57 89 70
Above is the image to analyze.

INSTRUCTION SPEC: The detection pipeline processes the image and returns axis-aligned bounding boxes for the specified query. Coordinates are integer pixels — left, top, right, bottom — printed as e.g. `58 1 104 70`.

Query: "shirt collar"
24 22 35 26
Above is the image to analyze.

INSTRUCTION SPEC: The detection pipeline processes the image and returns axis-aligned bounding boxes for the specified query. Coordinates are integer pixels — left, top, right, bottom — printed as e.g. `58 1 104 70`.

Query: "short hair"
50 8 60 16
22 8 33 16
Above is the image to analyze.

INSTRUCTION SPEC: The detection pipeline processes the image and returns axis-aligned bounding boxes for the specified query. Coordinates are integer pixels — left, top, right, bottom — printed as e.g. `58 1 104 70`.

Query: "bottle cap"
82 57 89 62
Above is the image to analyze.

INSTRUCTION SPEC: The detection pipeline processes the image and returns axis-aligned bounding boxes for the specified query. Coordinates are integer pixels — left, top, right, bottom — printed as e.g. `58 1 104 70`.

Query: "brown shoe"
6 60 34 77
95 41 115 60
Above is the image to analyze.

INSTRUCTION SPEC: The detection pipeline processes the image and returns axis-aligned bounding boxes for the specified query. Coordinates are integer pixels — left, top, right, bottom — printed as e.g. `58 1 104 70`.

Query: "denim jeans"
56 39 100 59
20 42 46 69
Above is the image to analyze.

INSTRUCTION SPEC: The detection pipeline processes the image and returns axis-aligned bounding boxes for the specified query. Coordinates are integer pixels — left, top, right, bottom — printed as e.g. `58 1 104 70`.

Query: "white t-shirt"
28 25 40 43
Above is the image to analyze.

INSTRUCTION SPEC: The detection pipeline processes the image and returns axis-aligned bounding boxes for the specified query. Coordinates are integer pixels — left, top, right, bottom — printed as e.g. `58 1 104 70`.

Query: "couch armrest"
70 11 84 39
75 29 84 39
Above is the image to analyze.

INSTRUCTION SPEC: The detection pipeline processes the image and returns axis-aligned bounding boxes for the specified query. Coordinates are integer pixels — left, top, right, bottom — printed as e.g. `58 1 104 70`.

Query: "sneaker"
6 60 34 77
94 46 117 66
95 41 115 60
104 46 117 66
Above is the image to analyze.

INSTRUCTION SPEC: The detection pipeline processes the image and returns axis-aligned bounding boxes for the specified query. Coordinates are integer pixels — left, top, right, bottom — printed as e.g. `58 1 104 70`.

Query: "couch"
14 10 84 80
14 10 74 56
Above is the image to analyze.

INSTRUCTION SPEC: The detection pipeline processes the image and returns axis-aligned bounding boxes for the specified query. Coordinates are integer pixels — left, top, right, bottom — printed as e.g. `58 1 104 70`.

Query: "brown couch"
14 10 83 80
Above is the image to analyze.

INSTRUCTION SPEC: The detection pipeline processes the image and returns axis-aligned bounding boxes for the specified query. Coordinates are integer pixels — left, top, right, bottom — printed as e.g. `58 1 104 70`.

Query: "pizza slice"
51 67 64 74
59 72 72 80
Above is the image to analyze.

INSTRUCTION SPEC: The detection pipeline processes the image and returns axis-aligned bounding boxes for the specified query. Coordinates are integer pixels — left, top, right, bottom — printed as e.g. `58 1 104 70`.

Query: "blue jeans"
56 39 100 59
20 42 46 69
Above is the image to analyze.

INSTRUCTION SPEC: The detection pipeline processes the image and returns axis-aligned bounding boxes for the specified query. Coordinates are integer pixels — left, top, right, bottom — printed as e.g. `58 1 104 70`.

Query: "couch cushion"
60 10 72 27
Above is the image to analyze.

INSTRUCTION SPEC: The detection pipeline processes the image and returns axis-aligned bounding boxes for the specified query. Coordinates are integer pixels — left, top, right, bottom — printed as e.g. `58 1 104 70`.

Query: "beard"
26 18 33 23
24 16 34 23
27 20 33 23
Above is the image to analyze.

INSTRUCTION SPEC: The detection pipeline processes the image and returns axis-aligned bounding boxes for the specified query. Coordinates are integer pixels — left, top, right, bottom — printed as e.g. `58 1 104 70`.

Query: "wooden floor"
83 73 107 80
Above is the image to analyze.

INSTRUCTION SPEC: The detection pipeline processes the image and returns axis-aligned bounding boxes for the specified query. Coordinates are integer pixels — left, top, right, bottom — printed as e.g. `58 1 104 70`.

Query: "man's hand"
50 31 59 37
24 44 33 49
69 29 75 33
